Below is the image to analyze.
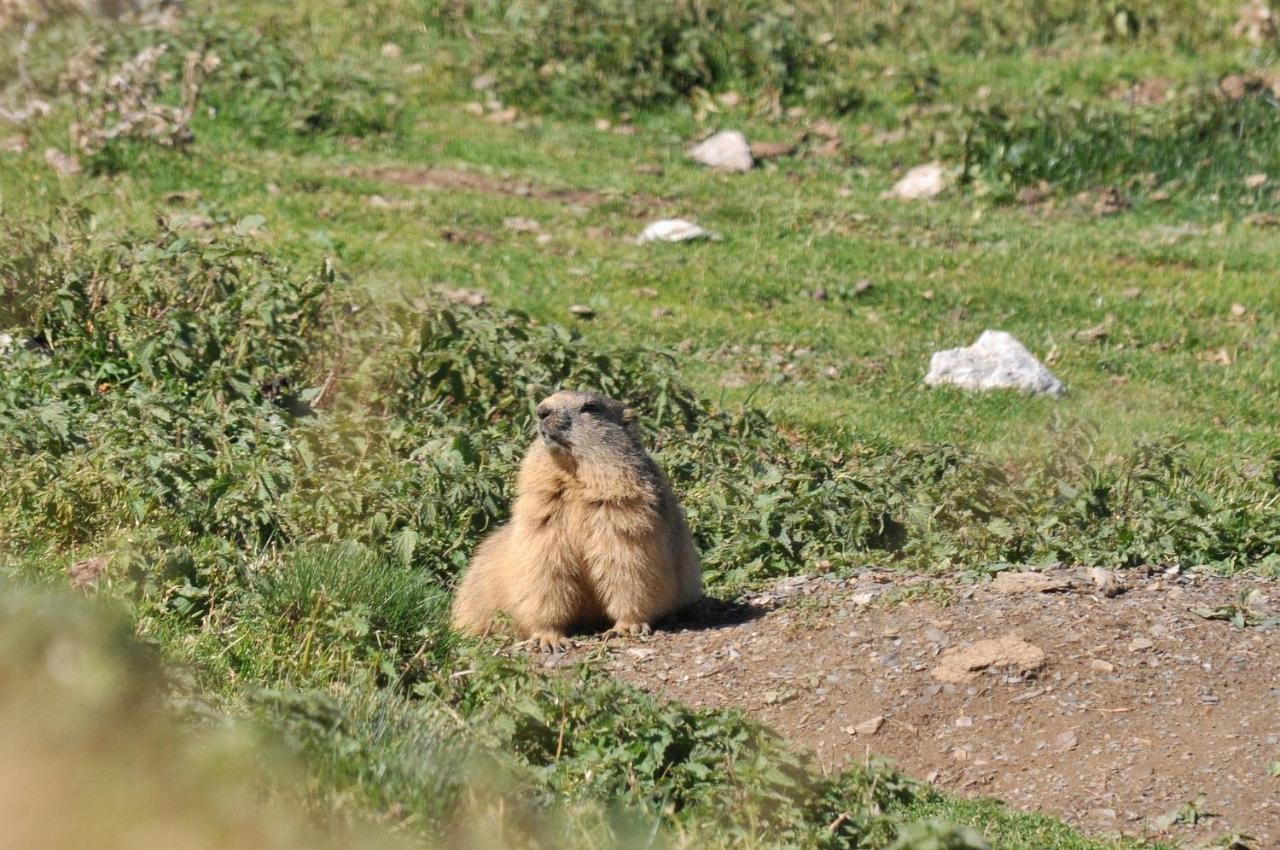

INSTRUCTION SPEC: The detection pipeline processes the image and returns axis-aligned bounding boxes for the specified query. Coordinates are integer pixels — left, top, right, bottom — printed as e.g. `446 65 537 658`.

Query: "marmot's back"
451 391 701 651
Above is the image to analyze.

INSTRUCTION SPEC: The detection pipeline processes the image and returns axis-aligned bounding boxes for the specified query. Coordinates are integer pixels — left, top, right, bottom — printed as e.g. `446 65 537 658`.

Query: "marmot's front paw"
529 630 574 653
606 621 652 638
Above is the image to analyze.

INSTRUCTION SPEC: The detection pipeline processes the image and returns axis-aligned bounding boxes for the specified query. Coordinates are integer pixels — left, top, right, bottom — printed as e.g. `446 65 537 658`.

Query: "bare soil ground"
561 568 1280 847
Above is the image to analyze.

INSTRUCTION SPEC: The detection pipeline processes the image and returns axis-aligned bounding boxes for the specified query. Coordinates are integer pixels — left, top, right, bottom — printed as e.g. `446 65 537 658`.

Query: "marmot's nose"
542 412 571 434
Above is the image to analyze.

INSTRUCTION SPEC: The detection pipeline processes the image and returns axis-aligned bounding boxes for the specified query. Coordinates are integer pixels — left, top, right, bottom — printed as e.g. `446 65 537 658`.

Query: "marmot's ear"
622 407 639 428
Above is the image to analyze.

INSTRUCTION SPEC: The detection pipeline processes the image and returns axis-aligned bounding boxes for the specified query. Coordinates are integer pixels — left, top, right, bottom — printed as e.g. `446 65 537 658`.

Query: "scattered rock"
172 212 215 231
568 304 596 319
854 715 885 736
881 162 947 201
808 120 841 141
1074 323 1108 343
636 219 719 244
635 287 659 299
471 73 496 91
1220 71 1280 101
1234 0 1278 44
1245 173 1269 189
440 288 489 308
925 330 1065 397
43 147 81 176
749 139 798 160
992 571 1072 595
932 635 1047 684
689 130 754 172
1055 730 1079 752
380 42 402 58
488 107 519 125
503 216 541 233
651 307 672 319
1 135 29 153
1088 567 1123 597
1092 187 1130 216
1232 302 1248 317
1122 287 1143 300
1089 659 1115 674
68 556 108 589
1128 637 1155 652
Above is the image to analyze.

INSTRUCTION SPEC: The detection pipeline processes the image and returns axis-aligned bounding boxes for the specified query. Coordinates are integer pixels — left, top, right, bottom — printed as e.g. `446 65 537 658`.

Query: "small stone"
1087 567 1123 597
440 288 489 308
955 715 975 728
1 136 29 153
932 635 1047 684
811 288 829 301
1089 658 1115 674
750 140 797 160
853 279 874 295
636 219 718 244
855 715 884 736
651 307 672 319
1231 302 1248 317
43 147 81 176
1128 637 1154 652
992 571 1072 595
1055 730 1079 751
925 330 1065 397
689 130 753 172
463 101 486 116
1122 287 1143 300
1245 172 1269 189
635 287 658 298
471 73 496 91
68 556 108 589
881 162 947 200
503 216 541 232
488 107 519 125
569 304 596 318
381 42 402 58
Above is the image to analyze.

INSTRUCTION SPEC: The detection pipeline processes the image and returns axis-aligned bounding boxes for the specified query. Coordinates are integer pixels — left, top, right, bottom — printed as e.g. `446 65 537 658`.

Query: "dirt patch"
564 569 1280 846
350 165 667 212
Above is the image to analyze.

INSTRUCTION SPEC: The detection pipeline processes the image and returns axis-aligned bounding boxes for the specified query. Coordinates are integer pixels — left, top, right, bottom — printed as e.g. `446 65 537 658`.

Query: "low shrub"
437 0 860 115
960 89 1280 206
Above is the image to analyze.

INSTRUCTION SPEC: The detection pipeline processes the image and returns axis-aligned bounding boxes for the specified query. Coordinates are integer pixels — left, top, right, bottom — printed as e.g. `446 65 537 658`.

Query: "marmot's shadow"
655 595 766 633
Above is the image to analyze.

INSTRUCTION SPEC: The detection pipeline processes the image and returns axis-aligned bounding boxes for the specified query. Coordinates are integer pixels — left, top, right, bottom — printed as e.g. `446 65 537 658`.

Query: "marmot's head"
535 390 640 467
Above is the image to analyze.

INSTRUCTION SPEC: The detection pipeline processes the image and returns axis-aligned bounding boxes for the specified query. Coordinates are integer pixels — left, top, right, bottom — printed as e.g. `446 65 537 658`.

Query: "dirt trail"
563 568 1280 847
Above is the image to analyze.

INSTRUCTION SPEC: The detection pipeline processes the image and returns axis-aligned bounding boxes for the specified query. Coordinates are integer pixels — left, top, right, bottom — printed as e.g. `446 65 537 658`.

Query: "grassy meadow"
1 1 1278 848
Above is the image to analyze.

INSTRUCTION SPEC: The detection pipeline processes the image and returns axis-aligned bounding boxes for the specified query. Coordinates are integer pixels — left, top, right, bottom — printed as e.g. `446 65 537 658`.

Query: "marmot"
451 390 702 650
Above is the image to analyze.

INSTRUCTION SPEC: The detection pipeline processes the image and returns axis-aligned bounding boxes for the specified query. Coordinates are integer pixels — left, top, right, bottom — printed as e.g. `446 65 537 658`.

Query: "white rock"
925 330 1065 397
636 219 719 244
0 333 12 354
689 130 753 172
882 162 947 200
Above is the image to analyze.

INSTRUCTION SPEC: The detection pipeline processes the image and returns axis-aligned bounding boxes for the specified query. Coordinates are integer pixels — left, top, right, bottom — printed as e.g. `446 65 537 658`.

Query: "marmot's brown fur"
451 391 702 650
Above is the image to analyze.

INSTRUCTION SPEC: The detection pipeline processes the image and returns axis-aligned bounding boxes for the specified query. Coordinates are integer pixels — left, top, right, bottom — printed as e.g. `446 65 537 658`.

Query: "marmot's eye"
537 408 550 419
580 401 603 415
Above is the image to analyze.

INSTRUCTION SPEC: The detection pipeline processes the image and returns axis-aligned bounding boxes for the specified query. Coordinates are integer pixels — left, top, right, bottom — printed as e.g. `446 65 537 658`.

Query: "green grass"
1 1 1275 848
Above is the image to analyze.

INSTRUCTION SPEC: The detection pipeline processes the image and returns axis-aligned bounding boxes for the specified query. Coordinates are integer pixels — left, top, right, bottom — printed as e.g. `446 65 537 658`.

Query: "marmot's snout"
538 407 572 450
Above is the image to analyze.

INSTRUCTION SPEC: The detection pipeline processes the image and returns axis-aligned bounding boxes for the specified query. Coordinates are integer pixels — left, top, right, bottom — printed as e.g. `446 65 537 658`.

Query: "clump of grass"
437 0 861 115
48 12 400 171
960 89 1280 207
236 544 454 685
827 0 1235 53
